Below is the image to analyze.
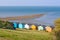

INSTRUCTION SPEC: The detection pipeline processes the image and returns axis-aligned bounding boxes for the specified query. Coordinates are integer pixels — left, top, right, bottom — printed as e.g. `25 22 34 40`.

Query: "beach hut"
24 24 29 29
18 23 24 29
13 22 17 29
38 26 44 31
45 26 52 32
30 25 36 30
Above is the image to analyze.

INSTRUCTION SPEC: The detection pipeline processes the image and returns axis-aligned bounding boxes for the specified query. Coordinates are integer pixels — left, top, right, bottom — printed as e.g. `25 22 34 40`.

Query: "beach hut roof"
31 24 36 28
31 24 36 26
25 24 29 25
42 25 46 27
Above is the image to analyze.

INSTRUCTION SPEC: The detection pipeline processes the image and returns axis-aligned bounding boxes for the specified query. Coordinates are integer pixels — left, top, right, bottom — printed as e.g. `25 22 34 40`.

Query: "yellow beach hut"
24 24 30 29
45 26 52 32
30 25 36 30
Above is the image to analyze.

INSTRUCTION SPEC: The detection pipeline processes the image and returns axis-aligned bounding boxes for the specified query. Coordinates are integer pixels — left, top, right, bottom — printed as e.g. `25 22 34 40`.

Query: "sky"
0 0 60 6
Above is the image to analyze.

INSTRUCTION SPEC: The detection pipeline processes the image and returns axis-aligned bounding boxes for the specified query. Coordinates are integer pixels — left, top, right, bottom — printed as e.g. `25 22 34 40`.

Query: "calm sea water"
0 6 60 25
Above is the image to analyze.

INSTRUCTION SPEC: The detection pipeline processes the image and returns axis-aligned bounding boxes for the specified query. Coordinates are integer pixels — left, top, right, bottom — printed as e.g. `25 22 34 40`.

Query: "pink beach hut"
45 26 52 32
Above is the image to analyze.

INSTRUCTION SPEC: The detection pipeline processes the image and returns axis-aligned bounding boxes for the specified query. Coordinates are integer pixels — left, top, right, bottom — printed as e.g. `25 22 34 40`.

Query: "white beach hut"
38 26 44 31
24 24 30 29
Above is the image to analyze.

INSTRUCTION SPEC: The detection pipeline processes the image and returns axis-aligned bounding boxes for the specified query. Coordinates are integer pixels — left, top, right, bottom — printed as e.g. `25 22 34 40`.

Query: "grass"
0 29 53 40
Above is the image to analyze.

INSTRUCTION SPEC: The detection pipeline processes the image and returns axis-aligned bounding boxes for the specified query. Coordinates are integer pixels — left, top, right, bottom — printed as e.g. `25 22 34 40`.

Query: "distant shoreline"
0 14 44 21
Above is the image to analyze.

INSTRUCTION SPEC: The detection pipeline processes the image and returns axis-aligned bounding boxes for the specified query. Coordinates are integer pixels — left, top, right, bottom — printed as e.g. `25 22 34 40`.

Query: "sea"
0 6 60 26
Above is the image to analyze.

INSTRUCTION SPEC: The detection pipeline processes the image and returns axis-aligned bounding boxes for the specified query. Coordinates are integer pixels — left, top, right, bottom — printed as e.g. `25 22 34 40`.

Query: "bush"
54 18 60 31
54 18 60 40
0 20 14 29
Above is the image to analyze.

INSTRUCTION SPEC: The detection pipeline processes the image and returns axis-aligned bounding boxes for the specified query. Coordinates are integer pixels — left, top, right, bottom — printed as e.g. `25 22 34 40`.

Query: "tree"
0 20 4 28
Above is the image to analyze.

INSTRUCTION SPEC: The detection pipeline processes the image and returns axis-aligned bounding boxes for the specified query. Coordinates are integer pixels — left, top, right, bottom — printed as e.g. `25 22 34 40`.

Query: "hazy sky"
0 0 60 6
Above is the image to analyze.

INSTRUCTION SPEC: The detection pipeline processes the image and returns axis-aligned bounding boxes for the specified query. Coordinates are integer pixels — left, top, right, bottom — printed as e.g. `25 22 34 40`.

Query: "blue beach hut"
13 22 17 29
18 23 24 29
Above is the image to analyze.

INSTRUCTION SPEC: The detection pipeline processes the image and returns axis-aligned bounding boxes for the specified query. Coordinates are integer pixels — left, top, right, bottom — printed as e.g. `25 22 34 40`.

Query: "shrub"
0 20 14 29
54 18 60 40
54 18 60 31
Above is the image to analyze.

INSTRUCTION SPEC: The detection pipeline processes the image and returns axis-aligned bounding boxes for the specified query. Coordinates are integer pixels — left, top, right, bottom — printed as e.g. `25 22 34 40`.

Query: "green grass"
0 29 53 40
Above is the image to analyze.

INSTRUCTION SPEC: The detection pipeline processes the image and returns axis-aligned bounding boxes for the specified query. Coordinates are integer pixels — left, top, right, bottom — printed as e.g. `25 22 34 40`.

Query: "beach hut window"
31 25 36 30
24 24 29 29
38 26 43 31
